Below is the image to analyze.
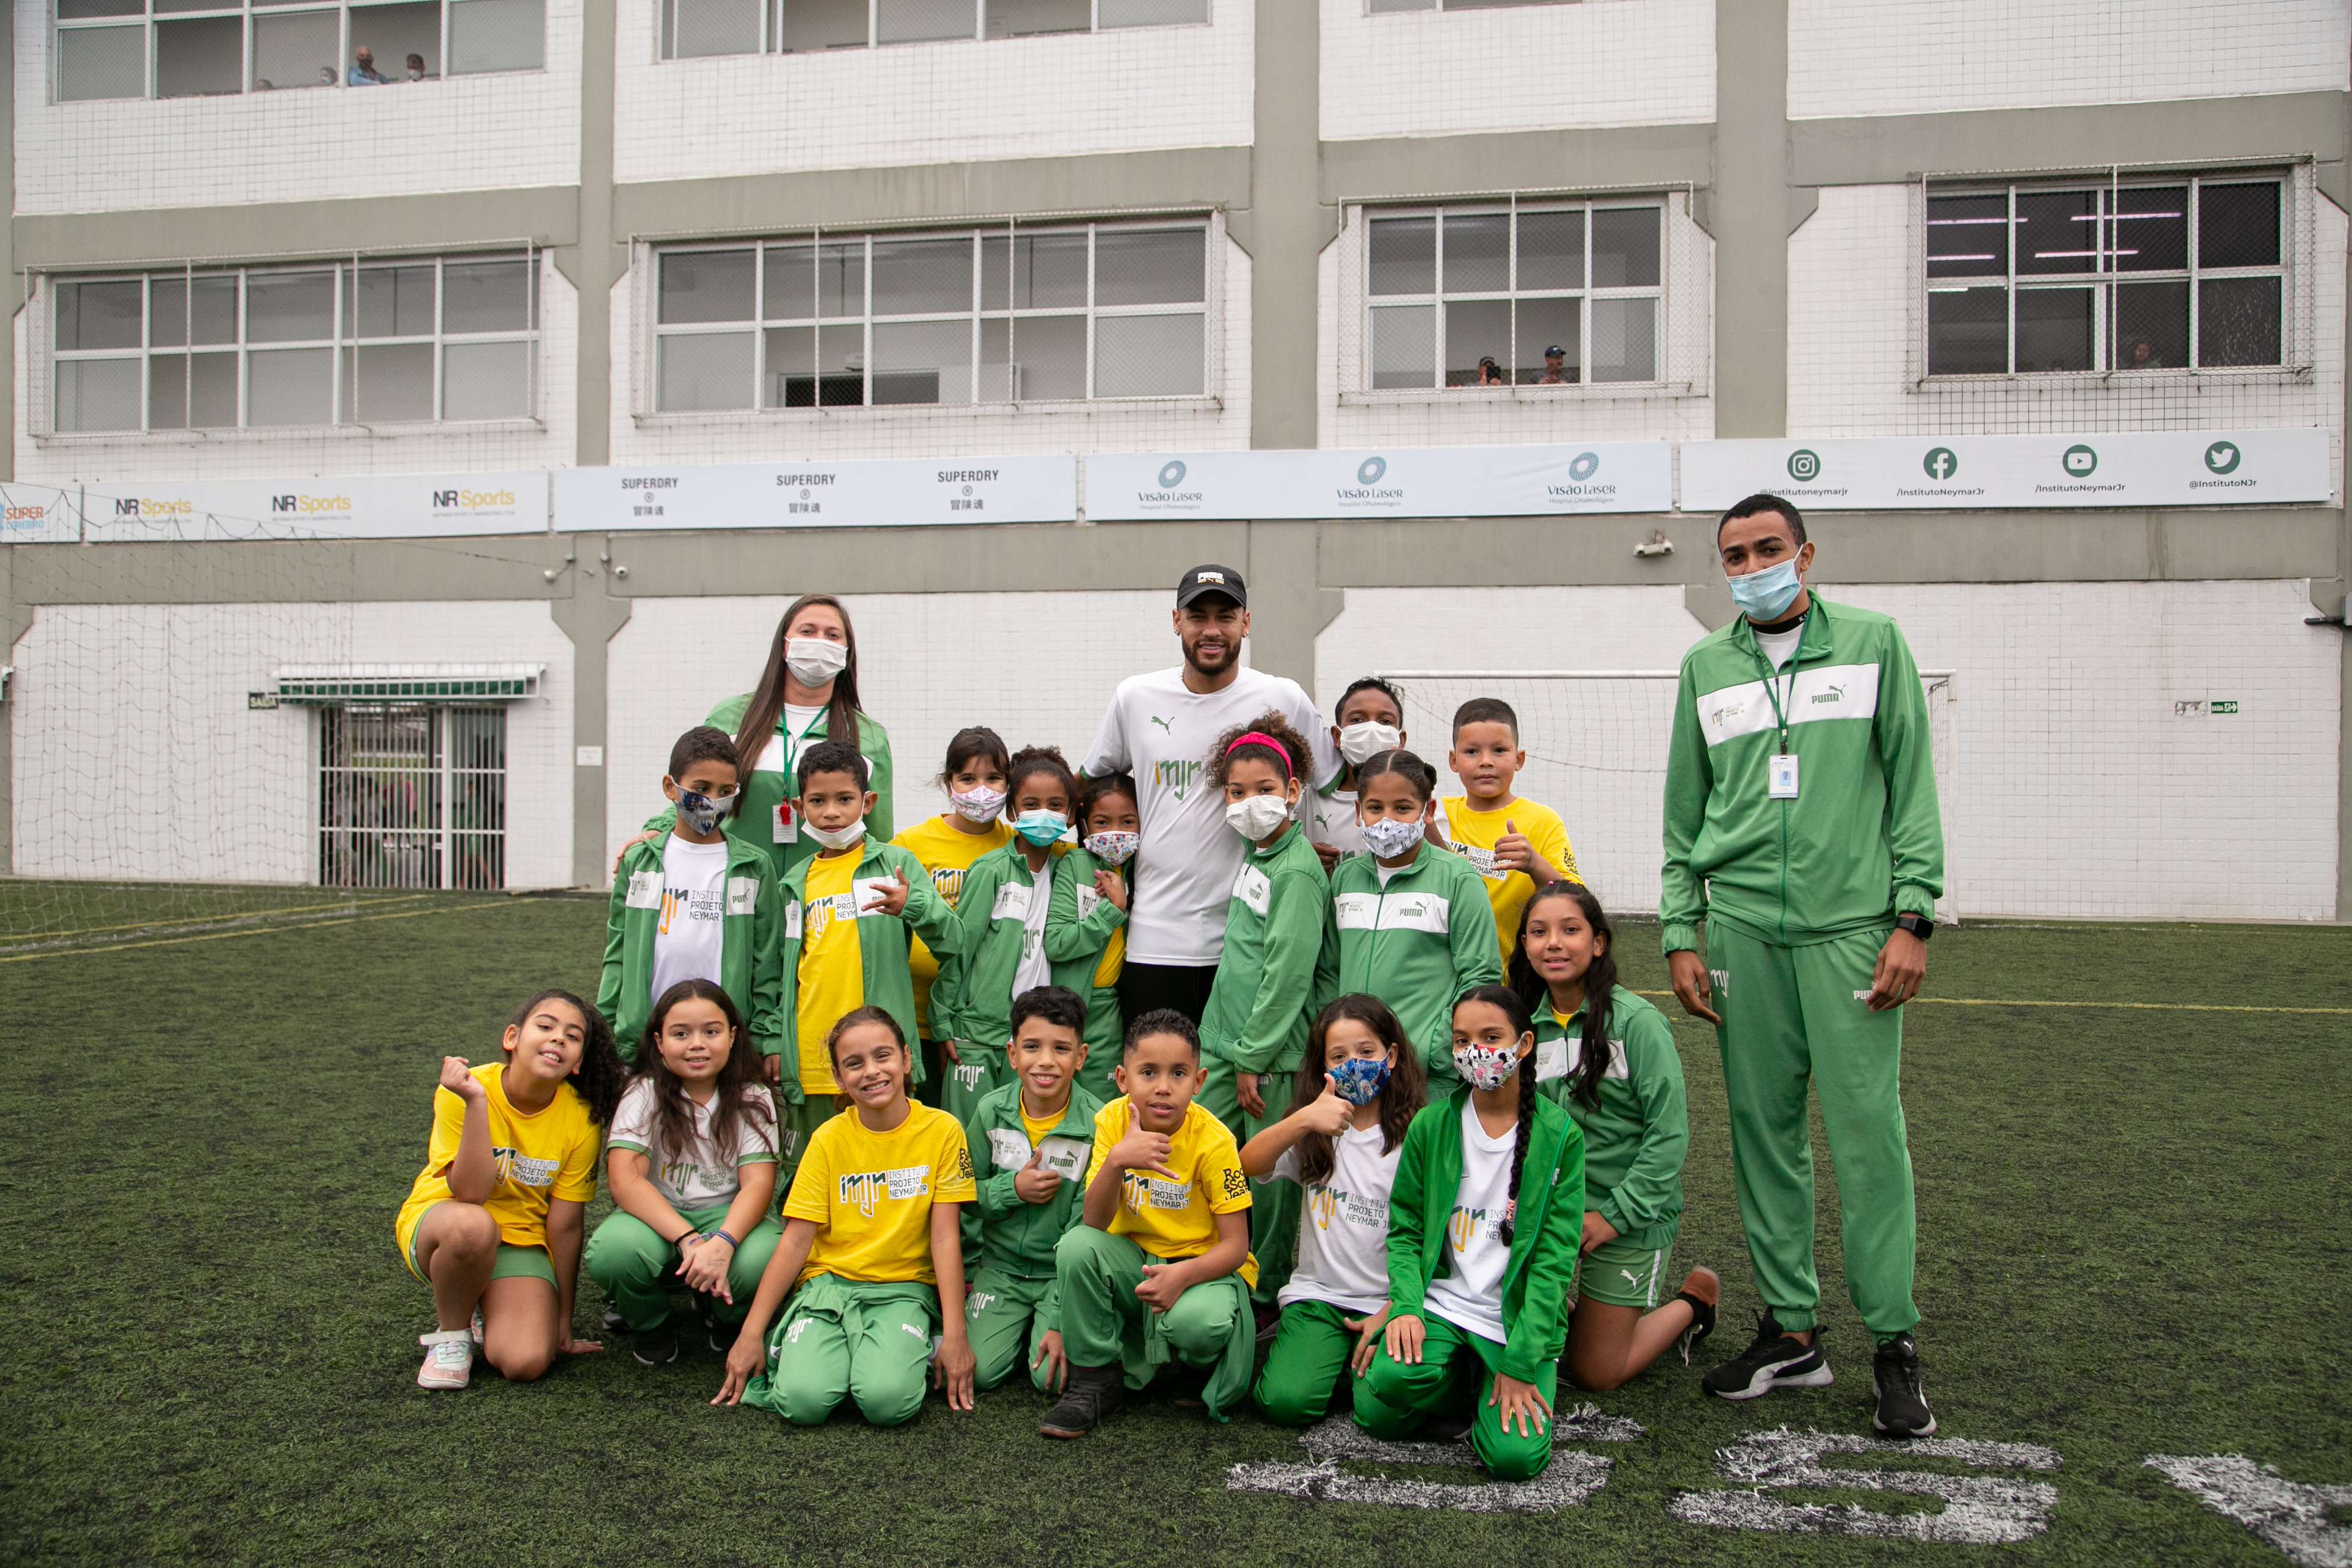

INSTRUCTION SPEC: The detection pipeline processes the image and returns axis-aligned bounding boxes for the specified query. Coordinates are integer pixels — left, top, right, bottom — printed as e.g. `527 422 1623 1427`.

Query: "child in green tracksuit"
1327 748 1502 1097
1512 881 1719 1391
1061 774 1139 1109
1355 985 1584 1482
598 726 785 1066
1196 712 1333 1308
959 985 1102 1393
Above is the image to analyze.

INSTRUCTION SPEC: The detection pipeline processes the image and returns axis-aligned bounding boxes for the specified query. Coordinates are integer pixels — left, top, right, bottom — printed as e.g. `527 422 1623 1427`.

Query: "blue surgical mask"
675 785 735 836
1328 1055 1392 1107
1728 557 1804 622
1011 810 1068 847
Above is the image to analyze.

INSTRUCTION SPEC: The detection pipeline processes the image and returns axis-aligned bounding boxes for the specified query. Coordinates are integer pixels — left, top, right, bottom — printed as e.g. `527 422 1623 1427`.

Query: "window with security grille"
48 254 538 434
651 222 1207 410
52 0 542 102
659 0 1203 59
318 704 505 891
1925 177 2287 376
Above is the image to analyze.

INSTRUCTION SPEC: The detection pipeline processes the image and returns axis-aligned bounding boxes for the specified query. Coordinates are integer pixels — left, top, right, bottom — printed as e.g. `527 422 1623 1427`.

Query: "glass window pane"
1591 296 1655 381
444 339 530 418
349 3 440 79
249 346 334 423
659 250 755 325
1004 314 1084 400
2112 280 2186 370
444 260 532 333
247 271 335 343
1591 207 1660 287
1927 193 2008 278
448 0 543 73
154 0 226 12
2199 182 2281 269
987 0 1088 37
1093 312 1202 397
870 236 972 317
764 245 815 320
152 276 239 347
55 359 142 432
1446 0 1572 8
1440 212 1507 293
1927 285 2008 374
1442 298 1509 385
1100 0 1205 21
1368 216 1435 296
2108 186 2186 273
1515 210 1583 292
978 316 1010 402
2198 275 2283 367
872 318 972 404
1095 228 1203 306
813 325 865 404
657 331 754 410
877 0 973 42
253 10 341 90
777 0 868 50
156 16 245 98
1513 295 1578 384
350 265 436 339
1370 303 1433 388
56 280 144 352
1368 0 1433 11
150 351 240 428
2017 189 2098 275
58 0 141 17
2015 287 2094 371
988 231 1086 309
669 0 763 55
817 242 864 317
56 24 146 100
350 341 435 420
764 324 815 406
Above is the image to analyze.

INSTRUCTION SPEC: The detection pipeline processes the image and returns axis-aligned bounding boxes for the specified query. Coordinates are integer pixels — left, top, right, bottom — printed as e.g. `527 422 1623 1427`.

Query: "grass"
0 894 2344 1566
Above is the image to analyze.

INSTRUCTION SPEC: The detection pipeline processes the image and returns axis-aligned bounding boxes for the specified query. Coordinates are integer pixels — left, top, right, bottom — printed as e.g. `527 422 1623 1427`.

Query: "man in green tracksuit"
1661 493 1943 1439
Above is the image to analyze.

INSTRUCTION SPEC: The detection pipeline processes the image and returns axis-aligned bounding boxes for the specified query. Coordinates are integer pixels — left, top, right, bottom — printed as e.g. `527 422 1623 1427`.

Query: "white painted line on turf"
1224 1406 1640 1514
1668 1428 2060 1543
2146 1454 2352 1567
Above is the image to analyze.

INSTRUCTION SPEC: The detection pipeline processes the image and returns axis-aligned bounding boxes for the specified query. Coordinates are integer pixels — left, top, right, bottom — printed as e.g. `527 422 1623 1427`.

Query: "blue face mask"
675 786 735 836
1328 1054 1392 1107
1011 810 1068 847
1728 557 1804 622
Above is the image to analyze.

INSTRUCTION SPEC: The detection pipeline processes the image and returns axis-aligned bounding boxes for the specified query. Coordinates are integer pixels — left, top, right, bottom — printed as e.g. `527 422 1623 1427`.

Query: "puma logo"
1150 715 1174 732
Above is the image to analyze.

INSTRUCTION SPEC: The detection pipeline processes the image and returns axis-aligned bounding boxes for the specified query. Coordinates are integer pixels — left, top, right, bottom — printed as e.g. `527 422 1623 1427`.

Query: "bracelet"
708 1228 738 1249
672 1230 701 1248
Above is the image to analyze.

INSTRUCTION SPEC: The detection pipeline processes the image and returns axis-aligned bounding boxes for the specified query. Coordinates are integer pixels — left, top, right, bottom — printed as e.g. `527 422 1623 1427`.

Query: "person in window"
349 46 388 85
1475 356 1506 387
318 67 337 86
406 53 430 80
1537 346 1570 385
2126 339 2161 370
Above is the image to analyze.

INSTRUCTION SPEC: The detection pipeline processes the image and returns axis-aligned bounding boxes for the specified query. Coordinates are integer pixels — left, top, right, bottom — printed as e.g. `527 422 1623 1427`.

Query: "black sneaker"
1038 1363 1125 1439
1168 1364 1210 1410
707 1318 740 1355
1872 1334 1936 1438
1700 1311 1832 1400
631 1322 679 1367
601 1304 627 1333
1419 1410 1474 1441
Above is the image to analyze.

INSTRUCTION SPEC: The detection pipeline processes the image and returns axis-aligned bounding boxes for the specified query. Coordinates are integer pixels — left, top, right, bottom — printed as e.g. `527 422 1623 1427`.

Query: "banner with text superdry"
1085 445 1674 520
80 473 551 542
552 457 1079 532
1679 429 2331 511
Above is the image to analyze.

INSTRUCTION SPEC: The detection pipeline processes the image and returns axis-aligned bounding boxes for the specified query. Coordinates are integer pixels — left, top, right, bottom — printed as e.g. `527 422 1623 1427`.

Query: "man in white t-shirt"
1082 564 1339 1027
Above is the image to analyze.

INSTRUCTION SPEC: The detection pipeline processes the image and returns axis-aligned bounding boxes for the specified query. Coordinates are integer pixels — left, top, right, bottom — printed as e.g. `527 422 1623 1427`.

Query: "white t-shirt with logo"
1421 1099 1516 1345
607 1078 778 1210
1011 859 1054 1002
1273 1121 1401 1312
650 834 731 1008
1081 666 1338 965
1311 784 1365 859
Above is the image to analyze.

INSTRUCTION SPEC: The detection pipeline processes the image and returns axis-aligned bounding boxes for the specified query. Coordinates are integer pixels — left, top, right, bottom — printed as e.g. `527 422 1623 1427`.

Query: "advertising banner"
80 472 551 541
0 484 84 545
1084 444 1674 520
552 456 1077 533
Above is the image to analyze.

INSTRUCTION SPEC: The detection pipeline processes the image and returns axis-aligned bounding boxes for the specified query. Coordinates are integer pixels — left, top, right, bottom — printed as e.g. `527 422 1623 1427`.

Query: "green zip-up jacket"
641 697 895 884
1532 984 1685 1251
1660 596 1943 953
596 832 784 1065
932 843 1123 1052
1386 1088 1585 1383
1199 825 1334 1076
1044 846 1129 1063
962 1079 1105 1289
776 837 959 1102
1326 845 1503 1090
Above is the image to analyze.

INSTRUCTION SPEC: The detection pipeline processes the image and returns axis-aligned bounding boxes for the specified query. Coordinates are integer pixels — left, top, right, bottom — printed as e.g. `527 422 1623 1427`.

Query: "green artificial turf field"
1 890 2344 1566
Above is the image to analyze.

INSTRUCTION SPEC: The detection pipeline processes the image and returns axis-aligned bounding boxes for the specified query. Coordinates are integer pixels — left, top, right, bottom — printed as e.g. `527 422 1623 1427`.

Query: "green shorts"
402 1202 557 1289
1578 1234 1674 1309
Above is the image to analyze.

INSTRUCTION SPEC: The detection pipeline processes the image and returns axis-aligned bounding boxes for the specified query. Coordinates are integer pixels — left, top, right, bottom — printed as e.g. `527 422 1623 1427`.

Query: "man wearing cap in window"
1537 345 1570 384
1081 565 1339 1030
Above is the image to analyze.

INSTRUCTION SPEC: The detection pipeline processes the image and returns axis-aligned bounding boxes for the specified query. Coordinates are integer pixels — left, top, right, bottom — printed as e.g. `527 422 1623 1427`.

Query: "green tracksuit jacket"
932 845 1123 1051
1327 846 1503 1089
1659 596 1943 953
775 837 959 1102
1532 984 1686 1251
962 1080 1105 1288
596 832 784 1065
1386 1089 1586 1383
1045 846 1127 1068
1199 826 1335 1077
643 698 896 884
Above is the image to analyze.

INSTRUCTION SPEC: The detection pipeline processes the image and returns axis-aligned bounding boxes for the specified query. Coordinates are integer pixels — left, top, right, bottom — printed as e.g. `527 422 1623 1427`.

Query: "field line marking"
0 899 516 963
0 892 429 944
1634 990 2352 1017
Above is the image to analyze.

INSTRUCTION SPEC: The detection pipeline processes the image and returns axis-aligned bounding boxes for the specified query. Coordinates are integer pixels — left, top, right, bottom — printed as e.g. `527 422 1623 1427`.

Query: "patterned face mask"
1083 831 1139 867
1360 816 1425 860
950 785 1006 825
1327 1054 1392 1106
1452 1041 1522 1092
675 785 736 835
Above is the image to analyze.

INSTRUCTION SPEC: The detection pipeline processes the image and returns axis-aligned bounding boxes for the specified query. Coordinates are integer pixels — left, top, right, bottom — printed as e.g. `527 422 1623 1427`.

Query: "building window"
48 253 538 433
659 0 1204 59
651 222 1207 411
1366 0 1572 11
52 0 543 102
1926 177 2287 375
1362 200 1664 388
320 704 506 890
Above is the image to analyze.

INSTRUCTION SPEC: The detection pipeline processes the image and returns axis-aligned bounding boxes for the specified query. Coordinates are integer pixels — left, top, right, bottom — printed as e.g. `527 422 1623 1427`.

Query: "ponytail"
1456 982 1535 1246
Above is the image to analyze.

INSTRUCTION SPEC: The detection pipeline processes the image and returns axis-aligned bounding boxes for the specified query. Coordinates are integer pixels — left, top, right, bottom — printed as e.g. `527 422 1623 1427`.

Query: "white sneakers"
418 1328 474 1390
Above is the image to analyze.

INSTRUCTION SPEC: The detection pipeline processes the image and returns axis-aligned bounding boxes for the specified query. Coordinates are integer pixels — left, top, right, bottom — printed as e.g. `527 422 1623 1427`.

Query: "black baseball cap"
1544 344 1566 358
1176 564 1245 609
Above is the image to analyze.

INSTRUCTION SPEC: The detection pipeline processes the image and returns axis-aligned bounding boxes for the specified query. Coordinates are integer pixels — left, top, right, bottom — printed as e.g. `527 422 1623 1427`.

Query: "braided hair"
1505 881 1617 1110
1454 983 1537 1245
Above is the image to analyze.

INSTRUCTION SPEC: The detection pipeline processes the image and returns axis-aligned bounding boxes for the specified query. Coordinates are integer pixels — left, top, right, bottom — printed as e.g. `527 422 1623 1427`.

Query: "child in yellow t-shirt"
716 1007 979 1427
1038 1010 1256 1437
394 987 625 1390
1440 697 1582 963
892 726 1013 1105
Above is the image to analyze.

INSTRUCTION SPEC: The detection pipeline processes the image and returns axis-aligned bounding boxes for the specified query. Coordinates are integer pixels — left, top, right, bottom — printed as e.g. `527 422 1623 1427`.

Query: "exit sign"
2209 700 2239 715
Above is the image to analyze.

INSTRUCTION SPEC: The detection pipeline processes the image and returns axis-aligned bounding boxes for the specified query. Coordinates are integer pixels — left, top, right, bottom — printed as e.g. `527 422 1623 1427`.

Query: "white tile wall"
1321 0 1714 144
16 1 583 213
1789 0 2350 120
611 0 1251 185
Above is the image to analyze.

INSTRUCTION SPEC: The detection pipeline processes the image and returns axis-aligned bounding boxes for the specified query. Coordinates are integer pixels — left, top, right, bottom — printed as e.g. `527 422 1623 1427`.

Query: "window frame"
1364 0 1576 12
656 0 1209 62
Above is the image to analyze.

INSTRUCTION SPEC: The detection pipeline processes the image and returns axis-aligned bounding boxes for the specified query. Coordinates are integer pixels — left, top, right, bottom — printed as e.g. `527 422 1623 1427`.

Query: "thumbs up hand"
1494 818 1537 874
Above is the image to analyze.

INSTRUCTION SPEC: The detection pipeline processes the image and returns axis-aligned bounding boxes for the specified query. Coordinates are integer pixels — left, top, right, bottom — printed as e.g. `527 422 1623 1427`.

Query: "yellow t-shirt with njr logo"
783 1102 977 1286
1083 1098 1258 1288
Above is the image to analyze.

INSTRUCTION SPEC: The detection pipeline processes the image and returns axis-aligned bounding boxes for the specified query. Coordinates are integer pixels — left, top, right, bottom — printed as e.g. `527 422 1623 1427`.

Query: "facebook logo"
1922 448 1958 481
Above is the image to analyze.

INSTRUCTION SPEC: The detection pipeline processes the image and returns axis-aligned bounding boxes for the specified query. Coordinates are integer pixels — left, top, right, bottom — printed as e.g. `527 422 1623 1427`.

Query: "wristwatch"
1894 913 1934 942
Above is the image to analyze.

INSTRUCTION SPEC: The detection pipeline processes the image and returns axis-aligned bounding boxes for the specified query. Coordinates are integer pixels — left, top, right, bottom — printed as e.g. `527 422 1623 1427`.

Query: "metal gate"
318 704 507 890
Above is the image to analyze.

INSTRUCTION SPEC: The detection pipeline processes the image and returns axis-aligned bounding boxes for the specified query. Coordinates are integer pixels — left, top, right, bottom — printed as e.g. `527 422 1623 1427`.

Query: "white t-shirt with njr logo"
1082 665 1336 965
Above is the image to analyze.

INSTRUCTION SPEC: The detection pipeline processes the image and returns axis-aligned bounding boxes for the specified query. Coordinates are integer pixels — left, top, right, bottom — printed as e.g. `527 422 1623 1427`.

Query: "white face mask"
1360 815 1425 860
786 636 850 687
1226 795 1292 843
1338 722 1402 767
949 785 1006 825
804 815 865 851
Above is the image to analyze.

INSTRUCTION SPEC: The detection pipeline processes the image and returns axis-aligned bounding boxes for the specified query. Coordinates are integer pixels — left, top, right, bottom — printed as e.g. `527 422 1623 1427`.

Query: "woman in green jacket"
1355 983 1583 1481
1511 881 1719 1391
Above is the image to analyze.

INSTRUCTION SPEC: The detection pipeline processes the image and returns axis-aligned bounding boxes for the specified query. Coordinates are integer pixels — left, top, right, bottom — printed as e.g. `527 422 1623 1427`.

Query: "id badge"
772 799 799 844
1769 752 1800 799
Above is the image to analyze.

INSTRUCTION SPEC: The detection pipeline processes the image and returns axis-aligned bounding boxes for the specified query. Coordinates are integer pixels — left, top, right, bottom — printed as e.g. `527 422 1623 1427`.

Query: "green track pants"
582 1205 783 1329
1707 918 1919 1338
746 1273 938 1427
1197 1059 1298 1307
1252 1298 1366 1427
964 1267 1058 1393
1354 1314 1558 1482
940 1045 1011 1126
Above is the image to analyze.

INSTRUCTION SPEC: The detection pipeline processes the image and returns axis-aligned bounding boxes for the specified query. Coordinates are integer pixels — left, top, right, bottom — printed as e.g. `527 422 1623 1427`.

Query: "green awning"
270 663 545 703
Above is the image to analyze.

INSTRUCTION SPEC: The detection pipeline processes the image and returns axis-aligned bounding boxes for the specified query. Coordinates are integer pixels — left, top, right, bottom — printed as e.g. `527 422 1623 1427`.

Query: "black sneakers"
1700 1311 1833 1400
1038 1363 1126 1439
631 1322 679 1367
1872 1334 1937 1438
